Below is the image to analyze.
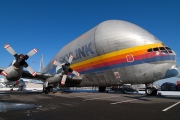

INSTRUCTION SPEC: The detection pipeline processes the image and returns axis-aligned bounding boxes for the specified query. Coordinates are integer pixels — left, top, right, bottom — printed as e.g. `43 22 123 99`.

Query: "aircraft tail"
39 54 45 72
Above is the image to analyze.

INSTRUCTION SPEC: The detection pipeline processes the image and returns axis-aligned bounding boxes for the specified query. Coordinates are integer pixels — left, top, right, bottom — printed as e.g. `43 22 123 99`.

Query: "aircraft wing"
22 70 53 81
0 67 52 81
22 70 82 86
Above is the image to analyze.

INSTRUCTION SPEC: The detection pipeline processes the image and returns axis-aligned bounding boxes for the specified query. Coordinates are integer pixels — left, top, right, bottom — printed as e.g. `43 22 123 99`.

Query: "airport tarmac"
0 90 180 120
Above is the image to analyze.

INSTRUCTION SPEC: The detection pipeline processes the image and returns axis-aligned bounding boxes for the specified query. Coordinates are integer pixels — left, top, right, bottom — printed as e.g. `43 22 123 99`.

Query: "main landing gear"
99 86 106 92
145 83 157 96
43 81 53 94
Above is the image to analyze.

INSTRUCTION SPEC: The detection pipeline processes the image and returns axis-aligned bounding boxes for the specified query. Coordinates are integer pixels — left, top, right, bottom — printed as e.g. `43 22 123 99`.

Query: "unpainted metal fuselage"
43 20 177 87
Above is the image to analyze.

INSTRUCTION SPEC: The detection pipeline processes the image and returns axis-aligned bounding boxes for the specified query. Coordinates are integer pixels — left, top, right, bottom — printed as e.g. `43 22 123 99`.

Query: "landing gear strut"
99 86 106 92
145 83 157 96
10 85 15 91
43 81 53 94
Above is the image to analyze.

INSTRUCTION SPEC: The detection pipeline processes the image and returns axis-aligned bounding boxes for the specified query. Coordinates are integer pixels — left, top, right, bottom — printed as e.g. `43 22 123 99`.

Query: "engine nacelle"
45 75 61 84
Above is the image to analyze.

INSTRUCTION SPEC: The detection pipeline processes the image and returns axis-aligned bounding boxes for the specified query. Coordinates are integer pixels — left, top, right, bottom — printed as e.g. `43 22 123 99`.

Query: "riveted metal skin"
43 20 177 87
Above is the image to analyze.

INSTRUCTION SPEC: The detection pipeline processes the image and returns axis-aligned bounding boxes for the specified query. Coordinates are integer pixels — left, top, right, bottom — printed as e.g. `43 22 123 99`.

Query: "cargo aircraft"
0 20 179 95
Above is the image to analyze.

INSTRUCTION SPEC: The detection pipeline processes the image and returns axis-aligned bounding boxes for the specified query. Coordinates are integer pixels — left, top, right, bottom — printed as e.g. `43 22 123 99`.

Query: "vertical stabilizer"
39 54 45 72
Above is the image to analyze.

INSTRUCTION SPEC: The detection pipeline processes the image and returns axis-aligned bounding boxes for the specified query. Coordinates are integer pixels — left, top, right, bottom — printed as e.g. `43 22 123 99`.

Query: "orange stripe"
72 49 146 70
71 43 164 69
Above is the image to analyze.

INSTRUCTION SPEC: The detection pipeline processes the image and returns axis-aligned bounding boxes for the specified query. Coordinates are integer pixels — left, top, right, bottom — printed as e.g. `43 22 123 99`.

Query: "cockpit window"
159 47 168 54
147 46 173 54
165 47 173 53
147 48 153 52
153 47 159 51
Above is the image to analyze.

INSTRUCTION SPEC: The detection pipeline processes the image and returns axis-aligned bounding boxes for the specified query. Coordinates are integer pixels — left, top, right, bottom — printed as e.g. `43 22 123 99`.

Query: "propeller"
1 44 38 76
52 55 80 85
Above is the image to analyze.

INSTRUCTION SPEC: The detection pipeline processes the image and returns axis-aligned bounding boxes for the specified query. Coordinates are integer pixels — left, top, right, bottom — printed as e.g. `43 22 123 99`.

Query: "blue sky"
0 0 180 84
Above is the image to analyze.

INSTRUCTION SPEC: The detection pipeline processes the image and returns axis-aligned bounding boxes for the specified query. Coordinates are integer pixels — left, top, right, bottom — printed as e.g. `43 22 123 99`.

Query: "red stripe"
75 52 170 72
61 81 65 85
4 44 10 49
33 49 38 53
1 71 7 76
32 72 37 76
52 60 56 64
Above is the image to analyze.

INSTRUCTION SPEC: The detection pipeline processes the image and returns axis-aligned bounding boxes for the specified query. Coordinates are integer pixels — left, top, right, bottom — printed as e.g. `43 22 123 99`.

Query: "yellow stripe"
71 43 163 67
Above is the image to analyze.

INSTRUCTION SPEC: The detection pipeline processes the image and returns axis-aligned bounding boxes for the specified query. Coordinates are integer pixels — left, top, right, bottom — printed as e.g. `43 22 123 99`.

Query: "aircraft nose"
163 65 179 78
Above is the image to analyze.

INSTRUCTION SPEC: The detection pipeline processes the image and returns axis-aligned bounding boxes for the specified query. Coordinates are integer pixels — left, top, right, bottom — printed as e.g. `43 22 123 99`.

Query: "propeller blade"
27 48 38 57
72 70 80 76
0 66 14 76
52 60 63 67
1 71 7 76
26 66 37 76
68 55 73 63
4 44 17 56
61 75 67 85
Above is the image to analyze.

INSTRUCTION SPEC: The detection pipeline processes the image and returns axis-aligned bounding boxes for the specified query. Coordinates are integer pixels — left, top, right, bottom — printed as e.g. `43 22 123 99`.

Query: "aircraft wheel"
43 86 53 94
43 87 49 94
152 89 157 96
44 90 49 94
145 87 157 96
49 86 53 92
99 86 106 92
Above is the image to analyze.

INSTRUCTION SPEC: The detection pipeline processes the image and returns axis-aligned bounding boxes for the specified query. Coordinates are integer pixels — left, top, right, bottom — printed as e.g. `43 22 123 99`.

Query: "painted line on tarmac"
76 94 102 97
111 97 146 105
162 101 180 112
83 96 119 101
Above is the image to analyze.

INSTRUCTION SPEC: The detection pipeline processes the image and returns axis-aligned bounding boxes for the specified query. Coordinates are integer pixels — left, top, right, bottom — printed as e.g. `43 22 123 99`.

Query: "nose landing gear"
145 83 157 96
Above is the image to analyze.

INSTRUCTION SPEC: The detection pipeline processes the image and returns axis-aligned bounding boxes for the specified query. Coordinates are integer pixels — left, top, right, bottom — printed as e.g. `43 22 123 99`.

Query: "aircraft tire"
43 88 49 94
145 87 157 96
99 86 106 92
49 86 53 92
